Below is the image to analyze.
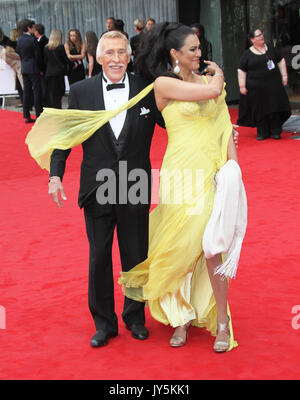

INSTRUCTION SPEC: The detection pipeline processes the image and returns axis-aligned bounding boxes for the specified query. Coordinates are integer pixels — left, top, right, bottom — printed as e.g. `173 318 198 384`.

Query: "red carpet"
0 109 300 380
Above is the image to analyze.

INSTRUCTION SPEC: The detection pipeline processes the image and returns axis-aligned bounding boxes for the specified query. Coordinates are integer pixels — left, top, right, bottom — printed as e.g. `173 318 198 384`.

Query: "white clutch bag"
202 160 247 279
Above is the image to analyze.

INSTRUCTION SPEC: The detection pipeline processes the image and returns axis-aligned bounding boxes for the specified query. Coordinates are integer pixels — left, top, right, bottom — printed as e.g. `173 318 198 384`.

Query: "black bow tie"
106 83 125 91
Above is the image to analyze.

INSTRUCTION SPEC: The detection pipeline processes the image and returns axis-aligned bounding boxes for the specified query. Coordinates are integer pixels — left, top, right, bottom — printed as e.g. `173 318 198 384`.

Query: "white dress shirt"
102 72 129 139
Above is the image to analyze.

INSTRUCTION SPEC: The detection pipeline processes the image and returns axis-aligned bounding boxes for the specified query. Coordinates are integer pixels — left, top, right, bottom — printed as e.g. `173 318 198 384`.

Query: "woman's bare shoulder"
154 76 178 91
154 76 174 84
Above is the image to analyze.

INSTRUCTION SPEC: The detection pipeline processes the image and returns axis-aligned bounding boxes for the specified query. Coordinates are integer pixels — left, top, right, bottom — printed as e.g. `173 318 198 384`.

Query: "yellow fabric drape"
25 83 154 171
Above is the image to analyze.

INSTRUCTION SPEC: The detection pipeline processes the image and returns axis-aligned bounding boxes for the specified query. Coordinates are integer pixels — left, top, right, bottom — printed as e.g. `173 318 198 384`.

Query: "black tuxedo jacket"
44 44 71 76
38 35 49 48
37 35 49 73
16 33 41 74
50 72 164 209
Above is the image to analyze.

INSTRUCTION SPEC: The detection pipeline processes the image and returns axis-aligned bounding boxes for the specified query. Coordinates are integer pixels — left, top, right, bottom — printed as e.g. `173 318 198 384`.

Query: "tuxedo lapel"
119 73 140 155
92 73 104 110
93 73 118 156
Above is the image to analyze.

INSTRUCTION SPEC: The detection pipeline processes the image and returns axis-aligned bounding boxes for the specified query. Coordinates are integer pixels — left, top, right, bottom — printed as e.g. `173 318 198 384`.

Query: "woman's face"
173 34 201 72
251 29 265 47
192 27 200 39
69 31 77 43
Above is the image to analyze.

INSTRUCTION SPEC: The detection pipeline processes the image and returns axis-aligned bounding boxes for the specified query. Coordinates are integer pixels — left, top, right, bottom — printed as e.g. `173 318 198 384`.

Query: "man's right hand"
48 176 67 208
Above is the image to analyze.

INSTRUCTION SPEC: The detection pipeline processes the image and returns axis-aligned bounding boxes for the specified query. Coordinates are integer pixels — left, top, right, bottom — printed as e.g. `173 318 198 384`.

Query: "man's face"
33 28 39 38
106 19 114 31
145 20 155 31
98 38 130 83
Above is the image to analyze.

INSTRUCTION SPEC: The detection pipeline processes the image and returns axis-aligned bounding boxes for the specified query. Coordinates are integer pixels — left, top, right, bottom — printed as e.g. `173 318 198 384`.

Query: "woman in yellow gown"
118 22 241 352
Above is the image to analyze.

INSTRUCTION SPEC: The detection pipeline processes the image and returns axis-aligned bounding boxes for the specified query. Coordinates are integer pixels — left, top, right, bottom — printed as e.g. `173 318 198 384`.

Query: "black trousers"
83 196 148 333
40 75 47 108
22 73 43 119
16 76 23 104
257 112 282 139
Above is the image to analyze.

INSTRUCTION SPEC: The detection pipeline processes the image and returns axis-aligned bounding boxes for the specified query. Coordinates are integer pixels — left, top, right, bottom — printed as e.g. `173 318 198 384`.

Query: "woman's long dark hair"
134 22 195 82
66 28 83 53
85 30 98 58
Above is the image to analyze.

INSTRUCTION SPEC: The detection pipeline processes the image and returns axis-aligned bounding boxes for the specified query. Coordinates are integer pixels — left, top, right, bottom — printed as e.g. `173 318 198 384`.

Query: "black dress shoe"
256 135 267 141
126 324 149 340
270 134 281 139
90 330 118 347
25 117 35 124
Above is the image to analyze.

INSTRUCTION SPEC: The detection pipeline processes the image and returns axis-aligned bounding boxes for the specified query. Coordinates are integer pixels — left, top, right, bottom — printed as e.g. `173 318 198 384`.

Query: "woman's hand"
203 60 223 76
240 87 248 95
232 124 239 148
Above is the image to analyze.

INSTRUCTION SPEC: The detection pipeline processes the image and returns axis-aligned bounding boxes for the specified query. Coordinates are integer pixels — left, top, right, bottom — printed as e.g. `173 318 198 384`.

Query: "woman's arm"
277 58 288 86
64 43 73 61
154 61 224 111
70 44 86 61
227 134 238 163
237 69 247 95
64 43 86 61
87 53 94 78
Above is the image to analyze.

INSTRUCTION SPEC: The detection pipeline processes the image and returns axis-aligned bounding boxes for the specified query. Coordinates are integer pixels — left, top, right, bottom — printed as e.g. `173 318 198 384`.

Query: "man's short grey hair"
96 30 132 61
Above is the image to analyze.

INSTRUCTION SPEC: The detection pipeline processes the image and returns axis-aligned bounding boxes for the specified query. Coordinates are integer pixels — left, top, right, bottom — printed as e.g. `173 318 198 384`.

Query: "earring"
173 60 180 74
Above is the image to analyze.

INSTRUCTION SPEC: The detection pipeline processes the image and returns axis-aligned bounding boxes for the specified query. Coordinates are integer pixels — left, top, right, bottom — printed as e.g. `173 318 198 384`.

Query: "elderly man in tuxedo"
48 31 164 347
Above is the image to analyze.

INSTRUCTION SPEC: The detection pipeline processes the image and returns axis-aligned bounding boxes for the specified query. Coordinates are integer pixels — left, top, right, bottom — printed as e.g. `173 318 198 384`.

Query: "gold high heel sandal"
170 322 191 348
213 316 230 353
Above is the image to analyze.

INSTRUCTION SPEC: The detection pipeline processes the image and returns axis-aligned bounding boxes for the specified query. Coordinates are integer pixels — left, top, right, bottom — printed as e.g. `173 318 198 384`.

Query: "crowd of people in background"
0 17 213 124
0 17 155 122
1 16 289 139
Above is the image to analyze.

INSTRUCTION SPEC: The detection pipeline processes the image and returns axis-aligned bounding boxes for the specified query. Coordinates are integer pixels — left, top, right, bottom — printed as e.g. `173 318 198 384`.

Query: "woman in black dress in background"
191 23 212 74
85 31 101 78
64 29 85 85
237 28 291 140
44 29 71 108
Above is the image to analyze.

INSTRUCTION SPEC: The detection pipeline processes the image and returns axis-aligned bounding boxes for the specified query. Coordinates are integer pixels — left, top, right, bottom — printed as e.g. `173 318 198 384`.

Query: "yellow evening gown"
119 82 238 351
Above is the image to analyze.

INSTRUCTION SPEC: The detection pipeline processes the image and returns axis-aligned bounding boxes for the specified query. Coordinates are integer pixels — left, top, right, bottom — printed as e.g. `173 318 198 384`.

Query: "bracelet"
213 73 224 77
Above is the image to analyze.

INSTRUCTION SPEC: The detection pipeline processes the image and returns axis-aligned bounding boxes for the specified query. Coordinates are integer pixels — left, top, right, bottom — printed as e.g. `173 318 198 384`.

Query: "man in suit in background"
130 18 144 67
145 18 156 31
33 23 48 49
16 19 43 123
48 31 164 347
33 23 48 107
100 17 115 38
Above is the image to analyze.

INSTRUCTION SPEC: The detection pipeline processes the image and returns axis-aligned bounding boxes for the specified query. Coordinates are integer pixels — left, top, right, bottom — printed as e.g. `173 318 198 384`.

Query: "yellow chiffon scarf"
25 83 154 171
